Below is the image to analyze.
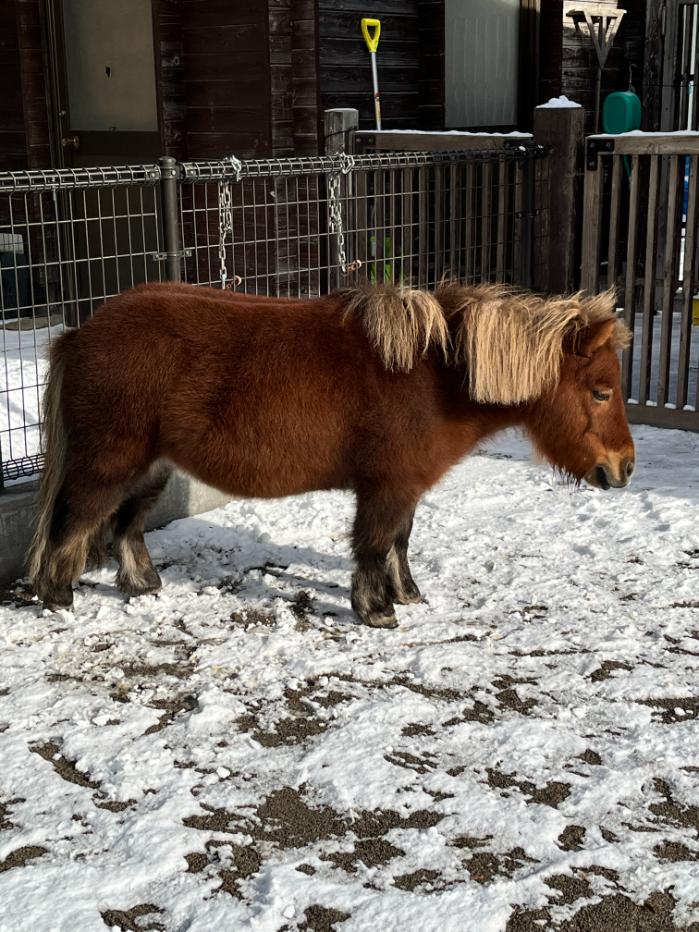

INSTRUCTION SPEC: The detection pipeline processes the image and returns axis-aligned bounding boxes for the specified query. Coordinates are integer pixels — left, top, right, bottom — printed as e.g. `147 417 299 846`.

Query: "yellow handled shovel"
361 18 382 130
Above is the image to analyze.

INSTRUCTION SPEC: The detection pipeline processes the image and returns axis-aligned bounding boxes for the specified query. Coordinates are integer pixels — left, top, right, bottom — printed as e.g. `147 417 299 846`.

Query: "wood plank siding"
317 0 444 131
0 0 52 170
181 0 272 159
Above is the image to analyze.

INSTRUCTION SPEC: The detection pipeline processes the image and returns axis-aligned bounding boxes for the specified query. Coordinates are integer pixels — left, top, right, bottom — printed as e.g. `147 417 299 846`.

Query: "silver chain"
327 153 360 274
218 155 242 288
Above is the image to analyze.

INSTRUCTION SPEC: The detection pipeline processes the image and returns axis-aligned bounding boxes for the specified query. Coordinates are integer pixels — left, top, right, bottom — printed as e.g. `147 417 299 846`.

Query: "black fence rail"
0 145 545 488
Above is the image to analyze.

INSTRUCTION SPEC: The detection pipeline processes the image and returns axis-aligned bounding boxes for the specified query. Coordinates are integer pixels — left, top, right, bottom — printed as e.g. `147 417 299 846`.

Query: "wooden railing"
582 133 699 431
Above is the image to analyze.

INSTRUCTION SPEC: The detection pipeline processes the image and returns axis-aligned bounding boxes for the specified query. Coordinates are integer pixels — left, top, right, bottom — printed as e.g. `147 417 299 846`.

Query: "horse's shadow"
142 515 354 621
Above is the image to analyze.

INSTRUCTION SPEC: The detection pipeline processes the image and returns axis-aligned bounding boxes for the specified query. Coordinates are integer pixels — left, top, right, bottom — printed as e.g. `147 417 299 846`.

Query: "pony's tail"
28 334 72 590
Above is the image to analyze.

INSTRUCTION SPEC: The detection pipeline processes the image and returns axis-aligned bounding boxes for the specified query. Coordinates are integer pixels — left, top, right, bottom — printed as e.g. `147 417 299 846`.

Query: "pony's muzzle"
586 457 634 490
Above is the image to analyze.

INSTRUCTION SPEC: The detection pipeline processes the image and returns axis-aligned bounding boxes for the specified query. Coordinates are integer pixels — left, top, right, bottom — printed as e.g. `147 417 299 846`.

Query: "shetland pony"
29 282 635 627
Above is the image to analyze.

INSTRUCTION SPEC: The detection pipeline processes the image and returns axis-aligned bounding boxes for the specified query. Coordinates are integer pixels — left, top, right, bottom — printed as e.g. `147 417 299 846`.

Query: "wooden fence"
581 133 699 431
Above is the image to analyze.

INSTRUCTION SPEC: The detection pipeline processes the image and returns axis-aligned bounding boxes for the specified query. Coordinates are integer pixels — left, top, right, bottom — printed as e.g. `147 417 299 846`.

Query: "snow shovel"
361 18 397 282
361 17 382 131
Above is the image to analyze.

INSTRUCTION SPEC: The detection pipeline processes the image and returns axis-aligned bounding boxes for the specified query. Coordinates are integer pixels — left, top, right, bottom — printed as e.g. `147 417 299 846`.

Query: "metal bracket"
586 138 615 170
150 248 192 262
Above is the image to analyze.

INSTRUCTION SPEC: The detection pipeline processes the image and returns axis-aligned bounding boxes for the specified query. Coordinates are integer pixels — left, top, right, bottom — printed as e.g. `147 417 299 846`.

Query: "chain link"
218 155 242 288
327 153 361 274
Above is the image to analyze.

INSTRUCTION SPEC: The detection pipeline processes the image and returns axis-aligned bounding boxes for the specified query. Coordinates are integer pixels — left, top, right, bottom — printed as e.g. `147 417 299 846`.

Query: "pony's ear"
569 319 617 358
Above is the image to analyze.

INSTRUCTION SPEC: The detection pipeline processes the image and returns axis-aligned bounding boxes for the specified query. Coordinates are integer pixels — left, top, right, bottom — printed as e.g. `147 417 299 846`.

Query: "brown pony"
29 281 635 627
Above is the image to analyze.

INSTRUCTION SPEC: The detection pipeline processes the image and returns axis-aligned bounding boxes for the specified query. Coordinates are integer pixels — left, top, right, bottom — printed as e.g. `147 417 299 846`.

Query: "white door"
445 0 520 128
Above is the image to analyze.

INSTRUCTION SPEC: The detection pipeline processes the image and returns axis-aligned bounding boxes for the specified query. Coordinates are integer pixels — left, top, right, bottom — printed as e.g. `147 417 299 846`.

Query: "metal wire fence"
0 145 545 487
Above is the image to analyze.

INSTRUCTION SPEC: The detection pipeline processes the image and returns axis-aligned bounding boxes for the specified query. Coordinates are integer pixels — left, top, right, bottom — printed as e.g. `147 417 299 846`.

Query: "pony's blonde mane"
437 282 629 404
343 286 449 373
345 283 629 404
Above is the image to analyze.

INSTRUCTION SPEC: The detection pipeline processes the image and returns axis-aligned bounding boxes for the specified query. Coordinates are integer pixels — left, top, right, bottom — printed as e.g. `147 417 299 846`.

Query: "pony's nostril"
596 465 610 490
624 458 635 479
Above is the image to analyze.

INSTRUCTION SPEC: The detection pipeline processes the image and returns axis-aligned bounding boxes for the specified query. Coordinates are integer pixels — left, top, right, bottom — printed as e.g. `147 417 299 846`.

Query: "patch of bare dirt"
100 904 164 931
0 798 23 831
401 723 435 737
299 904 349 931
393 868 442 891
31 741 134 811
384 750 435 774
590 660 632 682
558 825 586 851
143 693 198 735
31 741 100 790
487 769 571 808
507 881 699 932
443 698 495 726
327 837 405 872
654 841 699 862
217 845 263 899
649 780 699 833
638 698 699 724
0 845 47 872
450 834 532 884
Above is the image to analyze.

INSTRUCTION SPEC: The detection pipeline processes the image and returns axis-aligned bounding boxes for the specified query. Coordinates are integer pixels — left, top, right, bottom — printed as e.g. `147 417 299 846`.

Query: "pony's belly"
166 440 350 500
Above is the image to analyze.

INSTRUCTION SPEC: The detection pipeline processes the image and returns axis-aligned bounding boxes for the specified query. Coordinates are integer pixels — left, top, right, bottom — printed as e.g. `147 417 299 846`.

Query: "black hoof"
41 585 74 612
393 586 423 606
362 609 399 629
117 567 162 597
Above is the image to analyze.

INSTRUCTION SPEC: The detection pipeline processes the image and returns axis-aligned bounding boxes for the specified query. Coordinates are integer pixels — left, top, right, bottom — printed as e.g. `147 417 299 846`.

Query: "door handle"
61 135 80 150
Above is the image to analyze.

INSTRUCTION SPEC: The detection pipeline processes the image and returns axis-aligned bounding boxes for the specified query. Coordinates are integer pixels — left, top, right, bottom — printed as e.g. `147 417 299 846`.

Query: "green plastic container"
602 90 642 134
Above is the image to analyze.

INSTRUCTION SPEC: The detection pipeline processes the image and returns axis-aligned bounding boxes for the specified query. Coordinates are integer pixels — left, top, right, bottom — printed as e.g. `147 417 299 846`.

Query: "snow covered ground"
1 425 698 932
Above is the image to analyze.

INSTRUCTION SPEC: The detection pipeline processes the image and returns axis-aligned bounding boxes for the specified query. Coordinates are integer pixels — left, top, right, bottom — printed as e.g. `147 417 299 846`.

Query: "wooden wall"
157 0 185 160
0 2 25 171
0 0 51 171
181 0 272 160
266 0 319 157
317 0 444 131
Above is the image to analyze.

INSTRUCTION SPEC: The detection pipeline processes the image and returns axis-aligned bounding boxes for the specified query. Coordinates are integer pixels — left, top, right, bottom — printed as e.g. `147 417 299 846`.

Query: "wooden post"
324 108 359 156
323 109 359 290
533 103 585 294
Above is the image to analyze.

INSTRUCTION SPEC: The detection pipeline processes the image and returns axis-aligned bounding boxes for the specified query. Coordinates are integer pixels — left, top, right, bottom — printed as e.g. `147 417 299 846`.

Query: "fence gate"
581 133 699 431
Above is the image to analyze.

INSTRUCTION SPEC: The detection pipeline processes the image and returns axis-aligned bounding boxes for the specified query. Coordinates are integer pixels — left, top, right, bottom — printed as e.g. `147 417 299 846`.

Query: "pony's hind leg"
385 506 422 605
35 478 126 610
113 462 172 597
351 491 417 629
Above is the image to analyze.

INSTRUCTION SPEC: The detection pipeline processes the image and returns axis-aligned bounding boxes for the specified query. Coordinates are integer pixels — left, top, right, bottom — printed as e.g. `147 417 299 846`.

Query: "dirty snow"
1 425 698 932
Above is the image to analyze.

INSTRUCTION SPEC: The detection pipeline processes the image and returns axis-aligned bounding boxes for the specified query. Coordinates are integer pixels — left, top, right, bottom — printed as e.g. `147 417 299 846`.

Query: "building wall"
0 0 51 171
181 0 272 160
0 2 26 171
317 0 444 132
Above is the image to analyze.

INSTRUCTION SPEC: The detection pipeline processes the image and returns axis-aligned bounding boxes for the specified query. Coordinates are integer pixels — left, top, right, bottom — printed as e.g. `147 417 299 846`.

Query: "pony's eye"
592 389 611 402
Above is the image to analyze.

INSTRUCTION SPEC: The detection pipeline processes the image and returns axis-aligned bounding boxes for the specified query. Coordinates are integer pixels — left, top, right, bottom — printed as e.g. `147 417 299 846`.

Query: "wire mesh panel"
0 147 544 488
179 147 543 297
582 136 699 431
0 166 164 484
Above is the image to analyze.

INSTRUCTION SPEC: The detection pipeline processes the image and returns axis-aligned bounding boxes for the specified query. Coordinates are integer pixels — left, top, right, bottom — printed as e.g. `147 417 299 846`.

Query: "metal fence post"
159 156 182 282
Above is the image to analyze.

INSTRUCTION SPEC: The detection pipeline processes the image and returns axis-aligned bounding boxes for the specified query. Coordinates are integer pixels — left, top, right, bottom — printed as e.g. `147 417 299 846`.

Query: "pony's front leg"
386 507 423 605
351 492 417 629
